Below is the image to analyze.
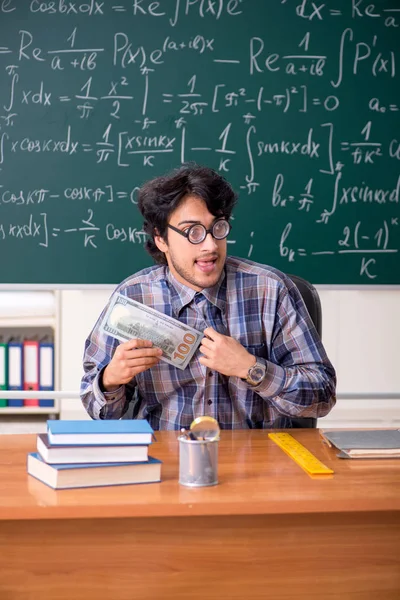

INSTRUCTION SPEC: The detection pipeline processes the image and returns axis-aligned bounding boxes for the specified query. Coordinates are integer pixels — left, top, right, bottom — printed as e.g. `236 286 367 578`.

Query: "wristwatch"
245 359 266 386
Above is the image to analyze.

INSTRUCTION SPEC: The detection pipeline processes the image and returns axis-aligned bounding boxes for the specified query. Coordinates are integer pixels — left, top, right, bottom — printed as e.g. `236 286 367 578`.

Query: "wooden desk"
0 430 399 600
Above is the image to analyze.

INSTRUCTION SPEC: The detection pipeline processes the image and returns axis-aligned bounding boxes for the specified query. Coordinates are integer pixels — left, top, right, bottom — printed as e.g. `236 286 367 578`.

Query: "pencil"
319 430 332 448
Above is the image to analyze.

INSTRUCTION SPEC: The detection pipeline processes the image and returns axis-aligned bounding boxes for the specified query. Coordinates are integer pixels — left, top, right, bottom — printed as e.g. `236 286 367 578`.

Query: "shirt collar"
165 267 227 315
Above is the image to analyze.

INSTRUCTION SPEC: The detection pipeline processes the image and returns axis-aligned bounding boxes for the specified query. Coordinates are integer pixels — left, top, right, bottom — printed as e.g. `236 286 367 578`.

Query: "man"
81 164 336 429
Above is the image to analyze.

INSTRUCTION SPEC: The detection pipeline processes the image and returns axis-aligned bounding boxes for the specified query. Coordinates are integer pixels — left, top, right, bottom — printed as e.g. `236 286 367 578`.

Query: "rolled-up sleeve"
253 280 336 419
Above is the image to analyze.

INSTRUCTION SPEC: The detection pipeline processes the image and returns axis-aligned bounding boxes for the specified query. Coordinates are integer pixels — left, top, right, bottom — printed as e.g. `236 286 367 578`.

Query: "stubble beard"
170 253 224 290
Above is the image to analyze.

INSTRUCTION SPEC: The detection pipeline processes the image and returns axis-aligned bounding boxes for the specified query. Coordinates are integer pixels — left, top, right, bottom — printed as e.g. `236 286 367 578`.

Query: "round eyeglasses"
167 219 231 245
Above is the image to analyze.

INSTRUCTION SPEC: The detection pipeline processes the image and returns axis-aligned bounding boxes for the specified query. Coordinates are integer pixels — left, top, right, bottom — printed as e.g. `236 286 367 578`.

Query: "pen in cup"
181 428 208 441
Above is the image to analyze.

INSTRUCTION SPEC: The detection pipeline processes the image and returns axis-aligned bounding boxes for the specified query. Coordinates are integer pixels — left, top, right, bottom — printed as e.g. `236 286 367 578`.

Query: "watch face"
248 363 265 384
251 366 265 382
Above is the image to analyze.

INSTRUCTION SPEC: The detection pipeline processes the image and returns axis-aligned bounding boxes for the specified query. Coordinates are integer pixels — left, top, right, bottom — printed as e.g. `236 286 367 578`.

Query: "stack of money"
100 293 203 370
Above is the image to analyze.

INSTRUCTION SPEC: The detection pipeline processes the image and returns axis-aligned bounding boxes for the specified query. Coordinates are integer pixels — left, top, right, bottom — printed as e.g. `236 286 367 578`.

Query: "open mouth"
195 257 218 273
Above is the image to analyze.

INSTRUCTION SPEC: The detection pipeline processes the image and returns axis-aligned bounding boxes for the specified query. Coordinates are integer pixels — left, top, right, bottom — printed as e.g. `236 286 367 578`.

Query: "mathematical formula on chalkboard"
0 0 399 285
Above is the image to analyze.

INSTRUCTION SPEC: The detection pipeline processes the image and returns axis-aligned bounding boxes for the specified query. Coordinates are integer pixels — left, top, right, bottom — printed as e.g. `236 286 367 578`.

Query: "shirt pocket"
241 342 268 360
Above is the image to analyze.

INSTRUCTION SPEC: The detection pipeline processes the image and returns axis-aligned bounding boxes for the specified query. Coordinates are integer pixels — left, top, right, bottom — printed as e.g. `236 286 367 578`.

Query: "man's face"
155 195 228 291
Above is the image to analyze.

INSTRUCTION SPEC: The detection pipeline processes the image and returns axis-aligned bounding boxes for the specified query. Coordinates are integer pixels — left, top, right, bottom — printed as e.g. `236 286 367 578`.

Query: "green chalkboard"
0 0 399 285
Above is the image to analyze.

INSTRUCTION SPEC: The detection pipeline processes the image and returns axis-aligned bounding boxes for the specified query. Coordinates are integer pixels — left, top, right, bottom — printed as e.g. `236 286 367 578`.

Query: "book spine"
0 342 7 407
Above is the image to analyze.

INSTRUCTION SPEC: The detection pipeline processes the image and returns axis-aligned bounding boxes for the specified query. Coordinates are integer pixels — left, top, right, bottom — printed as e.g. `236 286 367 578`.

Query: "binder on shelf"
8 340 23 407
0 341 7 407
39 340 54 408
23 340 40 407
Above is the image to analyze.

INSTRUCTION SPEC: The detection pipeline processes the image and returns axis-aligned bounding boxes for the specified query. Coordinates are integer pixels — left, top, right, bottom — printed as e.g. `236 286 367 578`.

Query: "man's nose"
201 231 219 250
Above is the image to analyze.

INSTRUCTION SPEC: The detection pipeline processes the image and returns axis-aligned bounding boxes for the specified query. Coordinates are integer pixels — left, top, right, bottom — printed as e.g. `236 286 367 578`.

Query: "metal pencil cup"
178 435 219 487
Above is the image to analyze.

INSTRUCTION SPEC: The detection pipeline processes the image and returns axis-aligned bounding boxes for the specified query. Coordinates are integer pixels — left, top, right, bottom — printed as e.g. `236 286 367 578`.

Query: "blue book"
47 419 154 446
27 452 162 490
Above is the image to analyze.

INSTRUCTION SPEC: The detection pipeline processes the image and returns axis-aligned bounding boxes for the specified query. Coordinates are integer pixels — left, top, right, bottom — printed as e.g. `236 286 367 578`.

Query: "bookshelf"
0 291 60 417
0 407 59 415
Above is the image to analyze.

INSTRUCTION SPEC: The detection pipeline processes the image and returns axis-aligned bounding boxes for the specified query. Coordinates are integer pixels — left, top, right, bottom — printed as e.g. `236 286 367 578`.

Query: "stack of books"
27 420 162 489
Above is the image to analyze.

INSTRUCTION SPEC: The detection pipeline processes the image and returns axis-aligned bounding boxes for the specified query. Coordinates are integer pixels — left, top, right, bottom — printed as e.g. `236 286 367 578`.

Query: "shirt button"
208 400 213 405
209 371 213 377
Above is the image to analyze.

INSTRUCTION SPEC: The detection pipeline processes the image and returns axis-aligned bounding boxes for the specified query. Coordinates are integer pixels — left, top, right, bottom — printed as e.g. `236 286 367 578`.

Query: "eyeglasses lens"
188 225 206 243
213 220 230 239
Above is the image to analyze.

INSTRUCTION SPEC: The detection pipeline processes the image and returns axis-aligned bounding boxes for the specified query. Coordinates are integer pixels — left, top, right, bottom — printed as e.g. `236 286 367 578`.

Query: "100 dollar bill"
100 293 203 370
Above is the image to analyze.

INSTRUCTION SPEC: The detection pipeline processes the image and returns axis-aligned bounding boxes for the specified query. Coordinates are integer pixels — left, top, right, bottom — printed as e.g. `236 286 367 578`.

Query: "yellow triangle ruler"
268 433 334 475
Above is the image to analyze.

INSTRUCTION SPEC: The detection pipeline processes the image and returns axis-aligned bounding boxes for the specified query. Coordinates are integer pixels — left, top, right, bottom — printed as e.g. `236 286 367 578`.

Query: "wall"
60 287 400 427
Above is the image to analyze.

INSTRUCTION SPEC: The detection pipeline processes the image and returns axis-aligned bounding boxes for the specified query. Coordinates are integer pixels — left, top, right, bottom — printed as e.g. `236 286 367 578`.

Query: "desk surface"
1 429 399 521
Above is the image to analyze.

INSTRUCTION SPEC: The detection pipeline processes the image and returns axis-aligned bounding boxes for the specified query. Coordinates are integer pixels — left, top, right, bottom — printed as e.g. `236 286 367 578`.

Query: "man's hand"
199 327 256 379
102 339 163 392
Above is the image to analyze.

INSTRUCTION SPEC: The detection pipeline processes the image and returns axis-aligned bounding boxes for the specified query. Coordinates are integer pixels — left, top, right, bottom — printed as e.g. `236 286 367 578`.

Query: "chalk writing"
0 0 398 285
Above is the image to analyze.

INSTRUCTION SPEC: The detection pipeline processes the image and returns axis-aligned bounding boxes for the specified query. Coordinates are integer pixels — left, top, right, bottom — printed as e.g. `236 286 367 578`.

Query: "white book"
37 434 150 464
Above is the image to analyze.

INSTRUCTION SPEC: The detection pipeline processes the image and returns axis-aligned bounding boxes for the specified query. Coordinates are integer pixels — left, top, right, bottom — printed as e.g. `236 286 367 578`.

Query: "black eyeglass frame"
167 219 232 245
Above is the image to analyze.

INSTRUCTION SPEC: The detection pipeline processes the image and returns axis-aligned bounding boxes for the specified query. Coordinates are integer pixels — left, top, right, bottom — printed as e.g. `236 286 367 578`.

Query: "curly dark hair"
138 163 237 264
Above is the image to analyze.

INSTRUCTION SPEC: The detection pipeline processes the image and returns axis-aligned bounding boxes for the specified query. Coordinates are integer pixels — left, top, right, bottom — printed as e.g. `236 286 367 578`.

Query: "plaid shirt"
81 256 336 429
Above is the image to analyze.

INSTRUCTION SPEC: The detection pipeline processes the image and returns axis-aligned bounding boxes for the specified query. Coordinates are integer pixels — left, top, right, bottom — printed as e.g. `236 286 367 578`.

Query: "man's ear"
154 229 168 253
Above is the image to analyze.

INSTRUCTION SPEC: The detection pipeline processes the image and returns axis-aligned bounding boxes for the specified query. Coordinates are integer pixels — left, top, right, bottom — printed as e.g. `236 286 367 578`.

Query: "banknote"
100 293 203 370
